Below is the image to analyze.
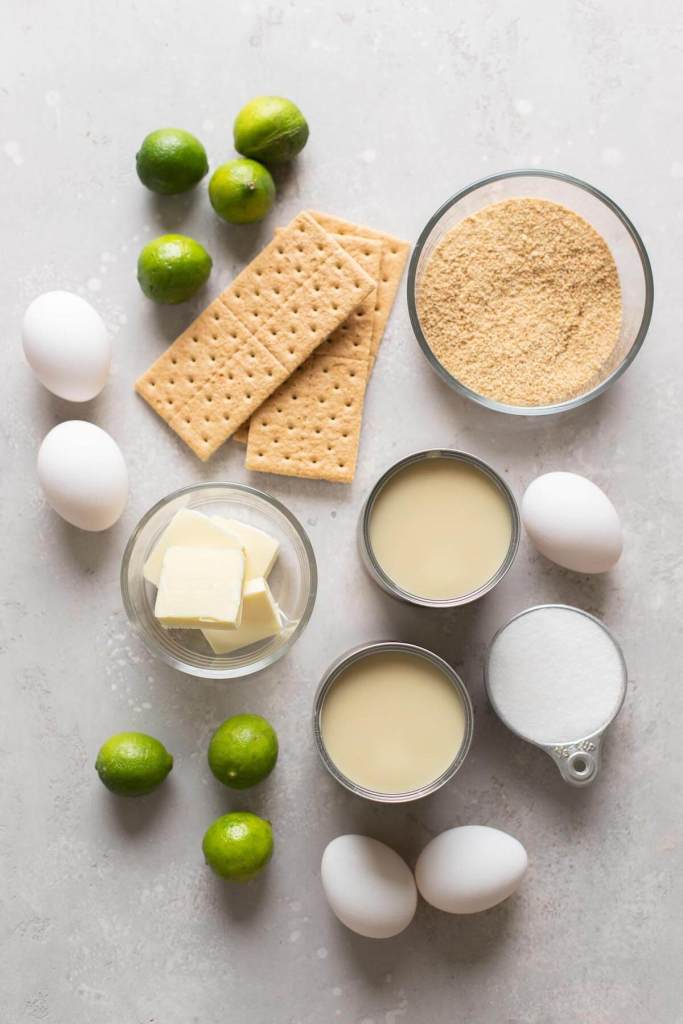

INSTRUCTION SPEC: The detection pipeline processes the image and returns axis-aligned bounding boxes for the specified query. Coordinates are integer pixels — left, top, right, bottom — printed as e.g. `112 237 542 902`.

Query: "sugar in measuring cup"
484 605 627 786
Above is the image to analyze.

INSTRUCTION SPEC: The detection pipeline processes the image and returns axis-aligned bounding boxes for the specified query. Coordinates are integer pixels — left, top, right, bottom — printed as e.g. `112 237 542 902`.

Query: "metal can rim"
313 640 475 804
358 448 521 608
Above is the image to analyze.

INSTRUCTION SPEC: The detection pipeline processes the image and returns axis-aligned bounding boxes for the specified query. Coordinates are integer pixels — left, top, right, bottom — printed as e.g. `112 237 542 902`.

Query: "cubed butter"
213 518 280 581
202 577 282 654
154 546 245 629
144 509 242 587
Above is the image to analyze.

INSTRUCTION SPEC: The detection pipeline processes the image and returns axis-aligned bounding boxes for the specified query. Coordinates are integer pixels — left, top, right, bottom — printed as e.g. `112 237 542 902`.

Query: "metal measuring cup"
484 605 628 786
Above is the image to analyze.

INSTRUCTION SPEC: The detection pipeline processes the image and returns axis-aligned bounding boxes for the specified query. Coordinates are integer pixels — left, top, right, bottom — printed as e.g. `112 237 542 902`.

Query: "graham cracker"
244 236 381 482
308 211 410 367
243 216 409 482
135 303 256 419
135 211 375 460
316 236 382 362
232 232 383 445
245 355 370 482
233 421 250 444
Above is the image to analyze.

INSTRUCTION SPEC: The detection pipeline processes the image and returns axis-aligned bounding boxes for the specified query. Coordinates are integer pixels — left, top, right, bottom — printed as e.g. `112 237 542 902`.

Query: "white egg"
415 825 527 914
37 421 128 531
321 835 417 939
522 471 623 574
22 291 111 401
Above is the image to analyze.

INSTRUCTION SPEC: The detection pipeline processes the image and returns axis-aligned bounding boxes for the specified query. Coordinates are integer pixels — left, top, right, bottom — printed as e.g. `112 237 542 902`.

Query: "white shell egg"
415 825 528 914
321 835 417 939
37 421 128 531
522 471 623 574
22 291 111 401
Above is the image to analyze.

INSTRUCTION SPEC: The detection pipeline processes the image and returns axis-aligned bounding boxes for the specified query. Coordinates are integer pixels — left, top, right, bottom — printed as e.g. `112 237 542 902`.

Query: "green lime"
208 159 275 224
95 732 173 797
202 811 273 881
208 713 278 789
135 128 208 195
137 234 212 304
234 96 309 164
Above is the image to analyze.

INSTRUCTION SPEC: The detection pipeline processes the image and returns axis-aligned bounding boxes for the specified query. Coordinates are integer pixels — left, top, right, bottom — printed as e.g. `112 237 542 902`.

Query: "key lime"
234 96 309 164
208 159 275 224
95 732 173 797
136 128 208 195
202 811 273 881
137 234 212 304
208 713 279 790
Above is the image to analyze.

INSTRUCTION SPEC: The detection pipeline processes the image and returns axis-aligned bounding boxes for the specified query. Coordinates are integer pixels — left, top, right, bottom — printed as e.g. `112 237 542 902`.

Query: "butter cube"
154 546 245 629
213 518 279 581
202 578 282 654
144 509 242 587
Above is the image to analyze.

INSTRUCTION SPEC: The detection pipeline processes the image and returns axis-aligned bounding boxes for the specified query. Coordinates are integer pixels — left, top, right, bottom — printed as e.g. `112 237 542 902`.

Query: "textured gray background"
2 1 681 1021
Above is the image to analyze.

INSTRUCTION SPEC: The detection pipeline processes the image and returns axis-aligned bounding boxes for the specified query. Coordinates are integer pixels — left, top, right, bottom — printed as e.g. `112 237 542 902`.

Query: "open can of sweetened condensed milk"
358 449 520 608
313 641 474 803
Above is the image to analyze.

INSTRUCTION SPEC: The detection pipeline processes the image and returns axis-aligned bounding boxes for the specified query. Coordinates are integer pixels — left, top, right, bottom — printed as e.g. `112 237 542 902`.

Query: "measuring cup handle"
548 736 603 786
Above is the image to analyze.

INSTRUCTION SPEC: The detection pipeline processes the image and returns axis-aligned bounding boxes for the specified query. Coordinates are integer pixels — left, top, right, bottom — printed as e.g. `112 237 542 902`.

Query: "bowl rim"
407 167 655 416
120 481 318 679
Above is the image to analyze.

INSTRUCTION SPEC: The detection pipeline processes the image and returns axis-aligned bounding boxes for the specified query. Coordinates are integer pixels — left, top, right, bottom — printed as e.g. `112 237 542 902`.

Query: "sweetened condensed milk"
320 650 467 795
368 455 513 600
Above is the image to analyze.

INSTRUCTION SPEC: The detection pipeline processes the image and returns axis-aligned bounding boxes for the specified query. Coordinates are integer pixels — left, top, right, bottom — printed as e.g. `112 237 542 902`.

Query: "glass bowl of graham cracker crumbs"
408 169 653 415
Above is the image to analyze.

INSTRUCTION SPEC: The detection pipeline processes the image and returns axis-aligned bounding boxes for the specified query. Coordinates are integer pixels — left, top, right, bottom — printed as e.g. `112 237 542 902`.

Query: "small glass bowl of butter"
121 483 317 679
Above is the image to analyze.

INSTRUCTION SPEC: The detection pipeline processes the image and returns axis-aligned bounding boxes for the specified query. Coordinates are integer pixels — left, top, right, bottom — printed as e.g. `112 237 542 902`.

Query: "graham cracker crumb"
417 198 622 406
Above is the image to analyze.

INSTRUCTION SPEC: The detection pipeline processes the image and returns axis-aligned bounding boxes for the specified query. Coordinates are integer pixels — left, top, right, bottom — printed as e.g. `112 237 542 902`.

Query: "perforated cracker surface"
308 211 410 367
134 211 375 460
135 305 254 418
233 233 382 445
245 355 370 482
168 336 284 459
243 217 409 482
244 236 381 482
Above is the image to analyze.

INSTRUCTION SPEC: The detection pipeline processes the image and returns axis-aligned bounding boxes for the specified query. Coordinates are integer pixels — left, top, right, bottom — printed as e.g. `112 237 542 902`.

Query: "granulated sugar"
417 198 622 406
486 606 625 744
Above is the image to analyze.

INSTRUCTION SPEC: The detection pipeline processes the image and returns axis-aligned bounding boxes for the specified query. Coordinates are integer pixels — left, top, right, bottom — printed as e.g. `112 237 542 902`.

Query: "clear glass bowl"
407 169 654 415
120 483 317 679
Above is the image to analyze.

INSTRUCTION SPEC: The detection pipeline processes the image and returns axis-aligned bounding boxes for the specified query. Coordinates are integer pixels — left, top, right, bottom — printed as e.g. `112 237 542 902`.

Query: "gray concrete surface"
2 1 681 1021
